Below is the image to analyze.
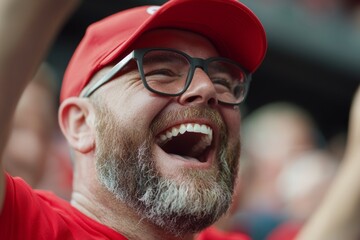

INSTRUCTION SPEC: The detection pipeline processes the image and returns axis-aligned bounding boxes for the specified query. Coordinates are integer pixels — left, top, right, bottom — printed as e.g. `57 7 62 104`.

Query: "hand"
346 86 360 153
296 85 360 240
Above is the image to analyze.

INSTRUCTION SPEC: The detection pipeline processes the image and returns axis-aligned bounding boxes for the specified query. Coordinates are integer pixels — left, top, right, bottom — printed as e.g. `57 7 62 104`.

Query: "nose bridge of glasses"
188 59 217 94
191 57 206 72
179 64 218 106
190 58 212 83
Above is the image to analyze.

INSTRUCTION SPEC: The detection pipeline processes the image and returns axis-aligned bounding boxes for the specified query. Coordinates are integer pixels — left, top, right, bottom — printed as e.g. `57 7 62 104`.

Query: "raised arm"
296 86 360 240
0 0 80 212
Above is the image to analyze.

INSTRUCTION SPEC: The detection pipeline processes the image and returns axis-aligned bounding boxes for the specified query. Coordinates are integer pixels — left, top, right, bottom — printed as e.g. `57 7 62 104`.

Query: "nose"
178 68 218 107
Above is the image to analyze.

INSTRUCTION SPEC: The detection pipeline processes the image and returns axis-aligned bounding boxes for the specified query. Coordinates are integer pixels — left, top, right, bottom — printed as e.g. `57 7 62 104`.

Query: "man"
0 0 267 239
2 1 360 240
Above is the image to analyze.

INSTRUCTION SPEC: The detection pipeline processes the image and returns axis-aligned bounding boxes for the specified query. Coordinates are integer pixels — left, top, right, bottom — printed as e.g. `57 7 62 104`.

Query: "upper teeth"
157 123 213 145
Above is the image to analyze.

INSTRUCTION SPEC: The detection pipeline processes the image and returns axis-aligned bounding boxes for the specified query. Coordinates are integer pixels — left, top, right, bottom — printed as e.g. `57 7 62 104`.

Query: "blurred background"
47 0 360 143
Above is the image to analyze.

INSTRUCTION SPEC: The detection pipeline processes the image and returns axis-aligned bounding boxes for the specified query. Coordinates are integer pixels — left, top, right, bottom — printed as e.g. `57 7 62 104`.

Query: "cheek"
105 88 171 129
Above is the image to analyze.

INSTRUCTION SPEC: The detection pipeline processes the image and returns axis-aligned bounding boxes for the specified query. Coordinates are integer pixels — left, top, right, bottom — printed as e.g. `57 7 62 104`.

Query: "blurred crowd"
295 0 360 24
233 103 341 239
3 63 73 201
244 0 360 23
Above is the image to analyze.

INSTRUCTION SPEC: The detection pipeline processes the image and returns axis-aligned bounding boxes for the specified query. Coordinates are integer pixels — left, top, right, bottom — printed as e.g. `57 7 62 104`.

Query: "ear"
58 97 96 153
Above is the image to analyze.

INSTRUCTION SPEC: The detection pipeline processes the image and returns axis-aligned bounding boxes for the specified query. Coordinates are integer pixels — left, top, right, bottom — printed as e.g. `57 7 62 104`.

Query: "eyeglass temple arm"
81 52 134 97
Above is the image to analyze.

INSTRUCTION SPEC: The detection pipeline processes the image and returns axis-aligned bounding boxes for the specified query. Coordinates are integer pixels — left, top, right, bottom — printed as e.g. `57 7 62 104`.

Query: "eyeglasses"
81 48 252 106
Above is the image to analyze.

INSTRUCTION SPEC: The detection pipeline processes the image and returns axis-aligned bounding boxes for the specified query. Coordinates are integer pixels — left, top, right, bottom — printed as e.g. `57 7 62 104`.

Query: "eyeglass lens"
141 49 247 105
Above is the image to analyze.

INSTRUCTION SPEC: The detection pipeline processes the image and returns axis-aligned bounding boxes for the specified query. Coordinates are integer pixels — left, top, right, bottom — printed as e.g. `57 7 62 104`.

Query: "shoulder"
1 174 128 240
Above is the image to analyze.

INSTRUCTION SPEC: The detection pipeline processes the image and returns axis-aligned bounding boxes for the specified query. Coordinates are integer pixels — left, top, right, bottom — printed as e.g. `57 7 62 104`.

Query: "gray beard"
93 102 239 236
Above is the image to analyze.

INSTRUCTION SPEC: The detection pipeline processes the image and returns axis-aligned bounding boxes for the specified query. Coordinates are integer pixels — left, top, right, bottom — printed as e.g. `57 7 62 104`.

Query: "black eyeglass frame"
81 48 252 106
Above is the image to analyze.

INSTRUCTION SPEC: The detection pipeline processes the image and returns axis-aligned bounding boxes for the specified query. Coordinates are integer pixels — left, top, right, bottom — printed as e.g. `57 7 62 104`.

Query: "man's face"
91 29 241 235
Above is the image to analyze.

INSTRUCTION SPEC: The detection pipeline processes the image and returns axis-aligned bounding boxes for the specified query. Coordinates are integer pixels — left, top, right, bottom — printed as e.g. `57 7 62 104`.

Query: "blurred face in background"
3 69 56 187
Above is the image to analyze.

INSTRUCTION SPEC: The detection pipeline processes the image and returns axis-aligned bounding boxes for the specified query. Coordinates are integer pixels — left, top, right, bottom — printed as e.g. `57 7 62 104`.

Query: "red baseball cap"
60 0 267 102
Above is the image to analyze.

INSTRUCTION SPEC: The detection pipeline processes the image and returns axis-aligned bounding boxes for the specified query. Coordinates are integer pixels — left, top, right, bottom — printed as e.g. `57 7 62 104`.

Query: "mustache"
150 106 227 136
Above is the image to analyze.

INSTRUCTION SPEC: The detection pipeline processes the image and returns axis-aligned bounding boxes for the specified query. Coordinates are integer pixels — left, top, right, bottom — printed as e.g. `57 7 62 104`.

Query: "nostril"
207 97 217 107
186 96 198 103
185 96 217 107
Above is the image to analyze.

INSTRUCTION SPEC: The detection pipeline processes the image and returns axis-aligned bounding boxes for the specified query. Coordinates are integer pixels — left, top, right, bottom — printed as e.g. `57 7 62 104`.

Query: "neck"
71 181 196 240
71 154 197 240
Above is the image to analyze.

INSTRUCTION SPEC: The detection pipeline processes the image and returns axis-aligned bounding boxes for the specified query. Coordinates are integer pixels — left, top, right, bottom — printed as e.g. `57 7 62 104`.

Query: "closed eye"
146 68 179 77
211 77 232 92
145 69 183 85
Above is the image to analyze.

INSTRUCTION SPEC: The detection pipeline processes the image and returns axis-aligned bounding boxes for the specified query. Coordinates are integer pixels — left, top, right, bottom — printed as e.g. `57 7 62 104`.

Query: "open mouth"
156 123 213 163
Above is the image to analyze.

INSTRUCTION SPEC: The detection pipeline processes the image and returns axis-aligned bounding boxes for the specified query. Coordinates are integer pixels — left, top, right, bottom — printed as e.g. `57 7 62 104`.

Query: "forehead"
132 29 220 58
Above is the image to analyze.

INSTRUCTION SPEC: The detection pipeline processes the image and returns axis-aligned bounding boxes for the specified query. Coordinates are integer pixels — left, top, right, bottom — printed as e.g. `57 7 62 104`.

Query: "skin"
59 29 241 240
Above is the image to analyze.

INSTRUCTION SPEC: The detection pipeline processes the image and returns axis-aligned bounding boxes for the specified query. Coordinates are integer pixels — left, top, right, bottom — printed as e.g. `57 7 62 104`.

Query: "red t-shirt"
0 174 127 240
266 221 301 240
196 226 250 240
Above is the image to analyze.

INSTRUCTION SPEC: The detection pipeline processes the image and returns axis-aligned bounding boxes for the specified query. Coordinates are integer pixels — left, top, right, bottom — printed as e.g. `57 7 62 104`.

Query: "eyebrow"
143 52 187 65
